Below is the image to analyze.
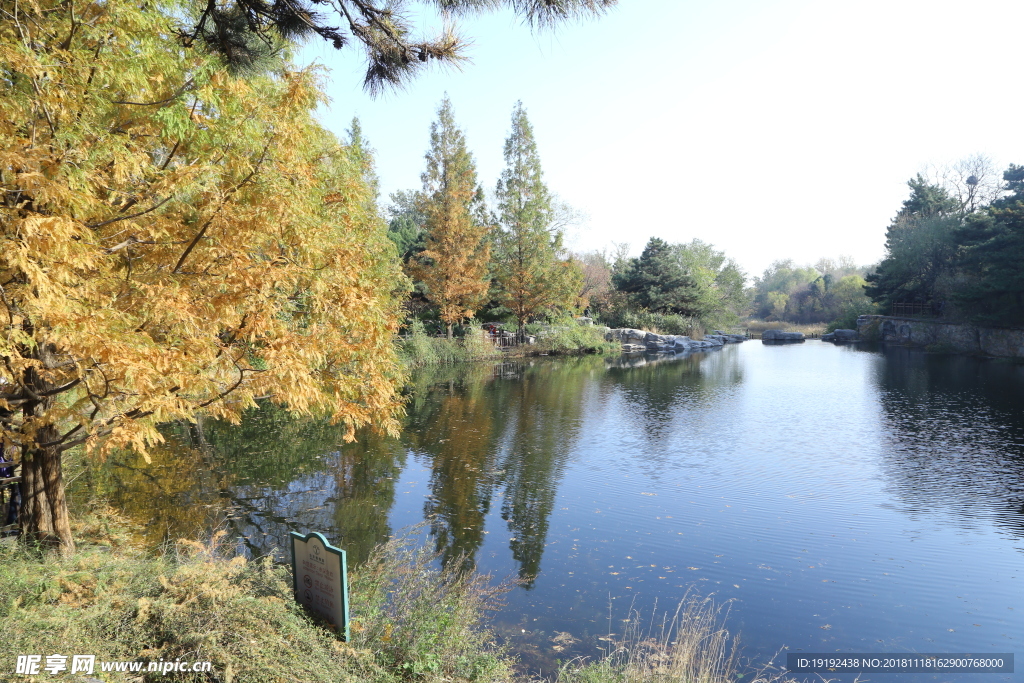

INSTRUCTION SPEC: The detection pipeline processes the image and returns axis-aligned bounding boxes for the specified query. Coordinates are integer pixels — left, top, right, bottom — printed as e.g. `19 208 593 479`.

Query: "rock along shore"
604 328 746 353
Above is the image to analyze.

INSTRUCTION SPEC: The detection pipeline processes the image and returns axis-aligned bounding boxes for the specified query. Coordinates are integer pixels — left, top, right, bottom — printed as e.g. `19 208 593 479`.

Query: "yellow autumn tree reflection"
404 364 506 571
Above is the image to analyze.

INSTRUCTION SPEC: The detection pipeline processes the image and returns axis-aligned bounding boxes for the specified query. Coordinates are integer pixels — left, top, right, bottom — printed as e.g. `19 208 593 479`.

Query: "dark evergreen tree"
492 102 582 329
954 165 1024 325
612 237 700 315
865 175 960 310
386 191 427 262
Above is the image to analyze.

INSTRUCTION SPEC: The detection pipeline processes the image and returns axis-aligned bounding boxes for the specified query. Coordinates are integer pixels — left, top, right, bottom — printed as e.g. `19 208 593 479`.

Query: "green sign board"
290 531 349 641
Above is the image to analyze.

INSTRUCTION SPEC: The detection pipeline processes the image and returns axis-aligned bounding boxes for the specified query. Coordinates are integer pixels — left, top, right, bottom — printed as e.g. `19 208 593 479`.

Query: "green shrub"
599 310 701 337
535 320 619 355
825 301 880 333
398 321 500 367
349 533 515 682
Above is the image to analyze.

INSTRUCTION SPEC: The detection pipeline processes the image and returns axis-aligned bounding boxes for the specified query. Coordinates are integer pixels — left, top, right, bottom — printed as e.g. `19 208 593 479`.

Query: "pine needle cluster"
181 0 616 93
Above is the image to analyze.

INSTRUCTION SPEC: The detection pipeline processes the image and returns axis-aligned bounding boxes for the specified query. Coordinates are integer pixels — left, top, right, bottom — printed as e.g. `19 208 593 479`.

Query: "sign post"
289 531 349 641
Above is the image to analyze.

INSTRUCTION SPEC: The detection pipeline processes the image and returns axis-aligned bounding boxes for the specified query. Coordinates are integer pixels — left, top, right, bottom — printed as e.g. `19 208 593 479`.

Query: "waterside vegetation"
1 508 514 683
2 509 781 683
398 320 618 368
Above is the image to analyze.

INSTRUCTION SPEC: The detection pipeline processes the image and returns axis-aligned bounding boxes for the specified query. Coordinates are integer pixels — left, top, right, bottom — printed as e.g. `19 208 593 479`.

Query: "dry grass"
742 320 827 337
555 591 791 683
1 511 513 683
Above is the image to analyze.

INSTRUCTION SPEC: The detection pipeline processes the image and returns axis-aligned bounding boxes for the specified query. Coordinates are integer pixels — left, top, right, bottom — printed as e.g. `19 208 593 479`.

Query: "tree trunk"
19 424 75 554
446 322 453 339
19 362 75 555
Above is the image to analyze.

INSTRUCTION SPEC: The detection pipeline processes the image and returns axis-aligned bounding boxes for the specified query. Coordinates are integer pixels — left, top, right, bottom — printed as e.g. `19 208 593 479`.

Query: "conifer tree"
954 164 1024 325
865 175 960 309
612 238 699 314
411 97 491 338
492 102 581 330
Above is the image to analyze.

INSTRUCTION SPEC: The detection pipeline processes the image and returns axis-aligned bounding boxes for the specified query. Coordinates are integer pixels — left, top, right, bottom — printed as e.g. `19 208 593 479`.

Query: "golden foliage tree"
0 0 406 551
411 97 490 338
493 102 582 329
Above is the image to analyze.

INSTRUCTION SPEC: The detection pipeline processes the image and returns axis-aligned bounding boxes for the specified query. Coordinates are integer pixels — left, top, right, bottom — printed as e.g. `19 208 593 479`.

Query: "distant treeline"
749 256 875 328
388 104 1023 335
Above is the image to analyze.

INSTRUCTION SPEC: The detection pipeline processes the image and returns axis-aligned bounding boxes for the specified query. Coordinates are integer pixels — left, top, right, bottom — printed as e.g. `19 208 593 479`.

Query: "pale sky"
298 0 1024 282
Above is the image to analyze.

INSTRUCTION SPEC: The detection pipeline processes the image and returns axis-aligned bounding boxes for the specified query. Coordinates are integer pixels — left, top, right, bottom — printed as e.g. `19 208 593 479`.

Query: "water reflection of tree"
495 360 596 587
403 358 600 585
404 363 507 572
870 346 1024 538
604 348 744 449
76 434 229 547
86 349 755 584
80 404 405 562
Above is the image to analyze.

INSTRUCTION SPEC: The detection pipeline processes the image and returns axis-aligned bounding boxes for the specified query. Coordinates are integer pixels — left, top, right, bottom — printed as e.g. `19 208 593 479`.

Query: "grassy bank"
2 510 787 683
742 319 827 337
530 322 620 356
398 321 502 367
399 321 617 367
2 509 514 683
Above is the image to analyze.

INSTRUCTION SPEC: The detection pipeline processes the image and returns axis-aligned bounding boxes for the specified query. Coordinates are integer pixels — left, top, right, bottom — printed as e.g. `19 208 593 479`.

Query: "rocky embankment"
820 329 859 342
761 329 860 343
605 328 746 353
761 329 805 342
857 315 1024 358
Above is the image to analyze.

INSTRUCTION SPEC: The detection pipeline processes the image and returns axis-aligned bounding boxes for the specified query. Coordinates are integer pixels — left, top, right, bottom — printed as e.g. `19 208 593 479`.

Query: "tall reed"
557 590 787 683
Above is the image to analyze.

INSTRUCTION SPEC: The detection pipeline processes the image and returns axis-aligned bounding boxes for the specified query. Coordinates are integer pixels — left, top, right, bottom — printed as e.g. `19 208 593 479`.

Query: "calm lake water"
87 342 1024 681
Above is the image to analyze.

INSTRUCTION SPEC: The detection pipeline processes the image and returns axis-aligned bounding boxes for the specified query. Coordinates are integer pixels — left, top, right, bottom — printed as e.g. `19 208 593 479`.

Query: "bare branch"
36 377 81 397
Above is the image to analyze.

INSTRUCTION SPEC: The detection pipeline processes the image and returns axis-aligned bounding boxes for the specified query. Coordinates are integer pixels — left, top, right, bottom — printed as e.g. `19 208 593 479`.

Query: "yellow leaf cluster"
0 0 407 459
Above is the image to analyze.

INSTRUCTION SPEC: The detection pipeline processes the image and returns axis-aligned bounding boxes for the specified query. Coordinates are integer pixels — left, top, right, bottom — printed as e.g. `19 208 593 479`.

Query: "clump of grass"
743 319 826 336
349 532 516 682
556 591 787 683
399 320 501 367
531 321 619 356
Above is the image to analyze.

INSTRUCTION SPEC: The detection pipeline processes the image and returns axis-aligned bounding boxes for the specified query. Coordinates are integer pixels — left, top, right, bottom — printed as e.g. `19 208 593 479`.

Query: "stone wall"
857 315 1024 359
